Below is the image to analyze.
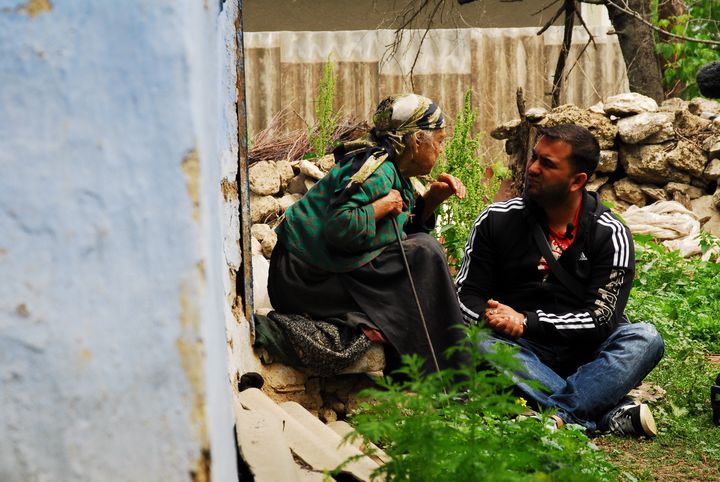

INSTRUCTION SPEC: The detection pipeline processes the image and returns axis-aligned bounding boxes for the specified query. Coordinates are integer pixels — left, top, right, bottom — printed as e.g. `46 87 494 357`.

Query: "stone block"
299 159 326 181
620 143 690 184
278 193 302 213
640 185 667 202
539 104 617 149
617 112 675 144
316 154 336 172
666 140 707 178
691 195 717 221
250 194 281 224
250 161 281 196
704 159 720 180
586 174 608 193
688 97 720 117
597 150 618 173
604 93 658 116
490 118 521 140
665 182 705 200
614 178 646 206
286 174 308 195
276 160 295 190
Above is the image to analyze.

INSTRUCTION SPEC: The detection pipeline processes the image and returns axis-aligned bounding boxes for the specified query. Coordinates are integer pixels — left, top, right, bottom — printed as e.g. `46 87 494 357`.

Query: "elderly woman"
269 94 470 372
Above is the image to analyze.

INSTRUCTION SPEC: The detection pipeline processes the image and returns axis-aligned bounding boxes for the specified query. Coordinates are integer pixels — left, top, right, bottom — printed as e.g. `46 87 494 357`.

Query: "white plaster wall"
0 1 238 480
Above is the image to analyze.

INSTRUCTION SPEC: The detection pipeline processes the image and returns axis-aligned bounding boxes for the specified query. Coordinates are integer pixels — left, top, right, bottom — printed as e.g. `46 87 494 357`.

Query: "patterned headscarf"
371 93 446 156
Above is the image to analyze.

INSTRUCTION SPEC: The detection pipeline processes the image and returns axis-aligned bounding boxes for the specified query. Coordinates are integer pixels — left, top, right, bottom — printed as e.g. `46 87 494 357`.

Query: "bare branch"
531 0 562 16
537 3 566 36
551 0 576 107
574 8 597 48
603 0 720 46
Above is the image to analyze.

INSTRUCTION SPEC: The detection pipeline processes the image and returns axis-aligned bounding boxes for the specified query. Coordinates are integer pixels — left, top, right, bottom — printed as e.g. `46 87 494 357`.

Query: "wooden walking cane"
390 216 443 377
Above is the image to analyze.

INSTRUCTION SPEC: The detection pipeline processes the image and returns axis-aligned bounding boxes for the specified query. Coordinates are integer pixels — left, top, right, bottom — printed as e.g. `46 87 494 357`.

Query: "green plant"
346 325 619 481
432 90 509 271
653 0 720 99
307 58 339 158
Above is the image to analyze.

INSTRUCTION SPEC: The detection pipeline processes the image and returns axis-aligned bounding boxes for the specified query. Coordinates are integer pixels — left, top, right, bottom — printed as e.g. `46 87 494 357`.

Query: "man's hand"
371 189 404 220
484 299 526 339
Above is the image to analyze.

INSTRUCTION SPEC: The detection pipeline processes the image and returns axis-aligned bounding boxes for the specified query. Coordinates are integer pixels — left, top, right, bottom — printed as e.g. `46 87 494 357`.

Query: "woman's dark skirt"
268 233 470 373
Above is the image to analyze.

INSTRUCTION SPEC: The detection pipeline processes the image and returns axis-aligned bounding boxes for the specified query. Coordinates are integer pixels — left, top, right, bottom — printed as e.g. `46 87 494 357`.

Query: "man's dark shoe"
609 403 657 438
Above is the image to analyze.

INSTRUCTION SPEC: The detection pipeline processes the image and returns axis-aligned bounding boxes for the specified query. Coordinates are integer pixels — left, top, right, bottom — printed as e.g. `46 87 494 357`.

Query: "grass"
596 236 720 481
345 233 720 481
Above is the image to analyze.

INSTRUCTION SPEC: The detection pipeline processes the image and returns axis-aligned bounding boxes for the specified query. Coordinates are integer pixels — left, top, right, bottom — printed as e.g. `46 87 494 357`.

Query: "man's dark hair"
697 61 720 99
539 124 600 178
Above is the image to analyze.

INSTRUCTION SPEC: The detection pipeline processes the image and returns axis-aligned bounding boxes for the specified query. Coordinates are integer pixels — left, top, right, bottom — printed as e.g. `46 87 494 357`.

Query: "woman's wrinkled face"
411 128 446 175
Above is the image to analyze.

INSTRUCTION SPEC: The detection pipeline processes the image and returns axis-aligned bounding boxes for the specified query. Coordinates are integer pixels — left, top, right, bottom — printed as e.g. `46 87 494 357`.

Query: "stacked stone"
249 154 336 258
491 93 720 237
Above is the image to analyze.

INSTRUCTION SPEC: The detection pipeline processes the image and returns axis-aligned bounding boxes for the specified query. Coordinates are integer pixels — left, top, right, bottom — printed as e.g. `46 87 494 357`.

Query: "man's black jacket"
456 190 634 347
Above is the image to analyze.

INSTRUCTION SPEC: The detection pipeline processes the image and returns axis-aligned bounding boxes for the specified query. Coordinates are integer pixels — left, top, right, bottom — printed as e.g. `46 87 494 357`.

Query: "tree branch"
602 0 720 46
551 0 576 107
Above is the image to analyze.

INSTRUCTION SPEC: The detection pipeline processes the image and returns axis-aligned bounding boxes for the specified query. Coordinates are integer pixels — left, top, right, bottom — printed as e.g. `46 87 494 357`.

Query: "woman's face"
411 128 446 175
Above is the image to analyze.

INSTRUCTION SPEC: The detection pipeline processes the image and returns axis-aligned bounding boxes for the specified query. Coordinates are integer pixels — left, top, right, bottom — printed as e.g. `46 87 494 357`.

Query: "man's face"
525 136 586 207
412 128 446 175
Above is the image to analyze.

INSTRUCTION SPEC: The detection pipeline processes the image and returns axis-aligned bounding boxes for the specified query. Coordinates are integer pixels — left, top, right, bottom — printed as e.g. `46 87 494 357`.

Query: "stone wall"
491 93 720 237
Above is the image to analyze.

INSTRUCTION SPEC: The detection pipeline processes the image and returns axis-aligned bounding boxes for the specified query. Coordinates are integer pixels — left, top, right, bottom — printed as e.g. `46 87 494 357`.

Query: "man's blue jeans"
478 323 665 433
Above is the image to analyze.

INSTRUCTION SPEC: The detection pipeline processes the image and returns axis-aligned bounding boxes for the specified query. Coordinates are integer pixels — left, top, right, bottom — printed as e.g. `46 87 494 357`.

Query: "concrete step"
280 401 380 481
235 407 301 482
327 420 391 465
238 388 381 482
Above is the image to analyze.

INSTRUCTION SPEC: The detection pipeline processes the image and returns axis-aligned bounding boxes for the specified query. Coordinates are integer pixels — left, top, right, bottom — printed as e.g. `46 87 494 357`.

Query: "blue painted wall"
0 1 239 480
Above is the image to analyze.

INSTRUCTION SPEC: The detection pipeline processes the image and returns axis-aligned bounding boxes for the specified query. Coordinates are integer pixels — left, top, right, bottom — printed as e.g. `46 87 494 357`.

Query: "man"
456 124 664 437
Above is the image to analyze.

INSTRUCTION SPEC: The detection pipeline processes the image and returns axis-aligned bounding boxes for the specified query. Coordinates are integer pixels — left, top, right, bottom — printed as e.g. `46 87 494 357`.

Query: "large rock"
704 159 720 180
604 93 658 116
643 122 676 144
640 184 667 202
597 150 618 173
614 178 646 206
250 194 280 224
702 214 720 238
659 97 689 112
666 140 707 178
251 223 278 258
299 159 326 181
620 143 690 184
286 174 308 195
617 112 675 144
702 136 720 161
526 107 547 122
490 118 521 140
688 97 720 118
713 188 720 210
275 160 295 190
249 160 281 196
278 193 302 213
598 184 630 212
665 182 705 200
316 154 336 172
539 104 617 149
674 109 712 133
586 174 609 192
691 195 717 221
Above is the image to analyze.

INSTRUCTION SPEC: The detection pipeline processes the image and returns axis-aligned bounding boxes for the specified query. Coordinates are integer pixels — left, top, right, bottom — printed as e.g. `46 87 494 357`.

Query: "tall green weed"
432 90 508 271
307 58 339 157
346 325 619 481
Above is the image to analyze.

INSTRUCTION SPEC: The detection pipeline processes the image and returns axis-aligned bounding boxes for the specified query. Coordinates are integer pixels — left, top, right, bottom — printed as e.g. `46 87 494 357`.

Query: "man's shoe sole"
639 404 657 438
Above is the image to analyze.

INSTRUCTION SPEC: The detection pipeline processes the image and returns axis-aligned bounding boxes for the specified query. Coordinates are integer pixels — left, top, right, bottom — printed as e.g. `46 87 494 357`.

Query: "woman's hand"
420 173 466 221
371 189 404 220
426 173 466 204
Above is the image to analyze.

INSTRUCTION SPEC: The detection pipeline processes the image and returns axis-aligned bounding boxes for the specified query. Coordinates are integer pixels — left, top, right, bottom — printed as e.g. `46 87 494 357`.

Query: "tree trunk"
605 0 665 102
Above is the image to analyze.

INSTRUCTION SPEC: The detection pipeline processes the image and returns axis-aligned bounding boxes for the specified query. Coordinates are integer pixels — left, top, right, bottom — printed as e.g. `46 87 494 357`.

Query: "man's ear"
570 172 588 192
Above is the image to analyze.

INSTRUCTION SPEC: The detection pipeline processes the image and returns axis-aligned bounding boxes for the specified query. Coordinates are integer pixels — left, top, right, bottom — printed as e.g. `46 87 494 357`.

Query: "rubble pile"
492 93 720 238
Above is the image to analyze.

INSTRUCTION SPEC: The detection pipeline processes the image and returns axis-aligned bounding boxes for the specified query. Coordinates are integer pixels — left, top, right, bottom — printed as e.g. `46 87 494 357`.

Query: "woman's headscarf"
335 93 445 194
371 93 446 156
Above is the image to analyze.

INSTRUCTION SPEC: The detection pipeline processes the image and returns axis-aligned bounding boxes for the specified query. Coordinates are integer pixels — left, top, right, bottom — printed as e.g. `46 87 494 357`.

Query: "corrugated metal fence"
245 26 628 149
